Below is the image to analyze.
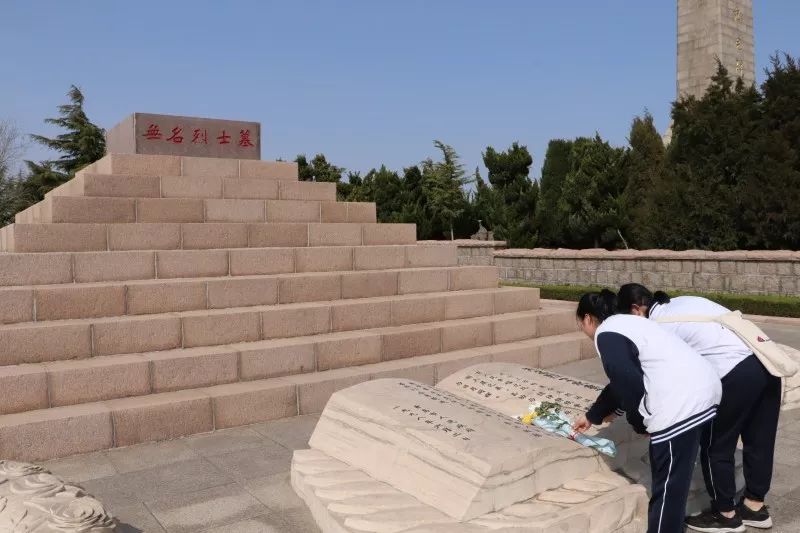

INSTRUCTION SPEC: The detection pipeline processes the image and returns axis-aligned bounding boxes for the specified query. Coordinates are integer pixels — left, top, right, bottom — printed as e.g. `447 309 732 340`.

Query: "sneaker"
737 500 773 529
685 509 746 533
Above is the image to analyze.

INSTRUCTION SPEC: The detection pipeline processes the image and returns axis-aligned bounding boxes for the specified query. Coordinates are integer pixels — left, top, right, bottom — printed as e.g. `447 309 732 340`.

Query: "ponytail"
576 289 618 323
653 290 671 305
617 283 671 314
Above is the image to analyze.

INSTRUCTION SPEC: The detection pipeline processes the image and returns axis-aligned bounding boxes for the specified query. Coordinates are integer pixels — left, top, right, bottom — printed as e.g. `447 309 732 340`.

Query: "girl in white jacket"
573 289 722 533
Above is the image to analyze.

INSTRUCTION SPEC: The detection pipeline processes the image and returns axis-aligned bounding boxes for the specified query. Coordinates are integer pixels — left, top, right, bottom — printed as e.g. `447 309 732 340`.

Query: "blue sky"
2 1 799 179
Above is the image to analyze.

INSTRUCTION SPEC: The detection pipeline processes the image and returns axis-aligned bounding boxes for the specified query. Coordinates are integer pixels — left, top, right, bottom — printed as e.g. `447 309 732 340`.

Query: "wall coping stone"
494 248 800 261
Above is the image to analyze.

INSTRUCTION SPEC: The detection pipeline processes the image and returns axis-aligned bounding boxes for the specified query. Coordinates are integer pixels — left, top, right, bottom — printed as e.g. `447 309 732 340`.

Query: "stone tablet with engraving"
308 378 604 521
106 112 261 159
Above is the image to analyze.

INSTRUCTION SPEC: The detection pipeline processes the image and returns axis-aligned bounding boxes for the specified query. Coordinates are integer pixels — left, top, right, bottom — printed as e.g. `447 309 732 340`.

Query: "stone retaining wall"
421 242 800 296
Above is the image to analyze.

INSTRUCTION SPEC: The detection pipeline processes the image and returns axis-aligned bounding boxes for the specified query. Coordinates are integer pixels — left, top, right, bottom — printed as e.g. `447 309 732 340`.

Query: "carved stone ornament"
0 460 116 532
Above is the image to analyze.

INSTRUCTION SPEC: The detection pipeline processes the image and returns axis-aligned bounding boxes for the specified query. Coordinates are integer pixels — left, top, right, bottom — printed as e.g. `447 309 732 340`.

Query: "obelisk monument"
677 0 755 99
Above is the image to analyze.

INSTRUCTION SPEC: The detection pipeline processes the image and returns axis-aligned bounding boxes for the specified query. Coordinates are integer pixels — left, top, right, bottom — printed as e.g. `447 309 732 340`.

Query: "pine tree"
535 139 573 246
482 142 538 247
421 141 470 240
623 111 666 248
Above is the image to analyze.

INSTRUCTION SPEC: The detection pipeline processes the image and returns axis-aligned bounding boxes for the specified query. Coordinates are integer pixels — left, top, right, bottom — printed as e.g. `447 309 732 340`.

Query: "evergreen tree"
420 141 471 240
482 142 538 247
535 139 573 246
25 85 105 198
623 111 666 248
294 153 347 198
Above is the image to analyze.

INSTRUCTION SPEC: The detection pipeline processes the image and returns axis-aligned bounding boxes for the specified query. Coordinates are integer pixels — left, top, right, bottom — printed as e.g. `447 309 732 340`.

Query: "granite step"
0 265 499 324
18 196 374 224
82 153 298 180
0 244 457 287
0 329 590 461
45 174 328 200
0 222 417 252
0 289 561 414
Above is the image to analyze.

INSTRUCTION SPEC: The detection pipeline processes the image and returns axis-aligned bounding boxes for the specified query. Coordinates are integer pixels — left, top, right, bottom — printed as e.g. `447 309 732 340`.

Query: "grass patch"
503 281 800 318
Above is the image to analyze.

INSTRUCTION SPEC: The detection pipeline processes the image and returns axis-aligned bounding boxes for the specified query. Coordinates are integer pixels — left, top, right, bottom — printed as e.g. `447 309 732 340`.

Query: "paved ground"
41 320 800 532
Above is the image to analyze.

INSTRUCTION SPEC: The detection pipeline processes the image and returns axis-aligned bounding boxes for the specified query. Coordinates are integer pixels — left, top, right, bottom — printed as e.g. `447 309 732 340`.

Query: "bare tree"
0 118 26 176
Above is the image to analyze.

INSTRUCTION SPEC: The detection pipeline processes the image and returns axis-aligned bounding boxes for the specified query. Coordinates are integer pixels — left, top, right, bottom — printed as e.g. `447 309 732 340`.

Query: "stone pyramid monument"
0 113 584 462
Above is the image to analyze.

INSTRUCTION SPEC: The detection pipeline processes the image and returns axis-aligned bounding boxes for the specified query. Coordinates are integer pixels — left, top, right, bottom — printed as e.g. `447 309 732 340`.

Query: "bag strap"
653 310 743 324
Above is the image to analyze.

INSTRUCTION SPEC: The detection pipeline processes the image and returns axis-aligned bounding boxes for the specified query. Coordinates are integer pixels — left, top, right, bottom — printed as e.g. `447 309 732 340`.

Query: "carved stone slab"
308 378 603 521
0 460 116 532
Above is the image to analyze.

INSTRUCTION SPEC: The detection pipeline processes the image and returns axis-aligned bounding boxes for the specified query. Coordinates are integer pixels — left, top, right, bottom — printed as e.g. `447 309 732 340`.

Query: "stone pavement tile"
113 502 167 533
106 439 200 473
147 483 267 533
251 414 320 451
773 440 800 468
273 507 321 533
43 450 117 483
200 514 288 533
768 461 800 498
767 495 800 533
82 458 233 511
206 445 292 481
182 427 266 457
243 471 306 513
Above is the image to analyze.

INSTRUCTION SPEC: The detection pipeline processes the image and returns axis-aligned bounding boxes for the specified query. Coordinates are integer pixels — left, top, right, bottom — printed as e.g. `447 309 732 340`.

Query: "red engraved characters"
238 129 255 148
142 124 162 140
217 130 232 145
192 128 209 145
166 127 184 144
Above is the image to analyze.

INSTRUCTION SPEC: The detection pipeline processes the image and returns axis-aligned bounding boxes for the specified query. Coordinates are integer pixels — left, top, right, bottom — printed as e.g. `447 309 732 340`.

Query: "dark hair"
576 289 618 323
616 283 671 314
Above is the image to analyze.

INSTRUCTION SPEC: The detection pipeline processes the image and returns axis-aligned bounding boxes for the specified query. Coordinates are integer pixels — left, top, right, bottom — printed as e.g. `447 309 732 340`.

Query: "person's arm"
586 385 619 425
595 331 648 434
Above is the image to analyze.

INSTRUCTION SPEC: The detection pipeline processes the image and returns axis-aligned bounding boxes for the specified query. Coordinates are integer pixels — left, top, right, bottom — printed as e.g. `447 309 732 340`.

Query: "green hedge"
502 282 800 318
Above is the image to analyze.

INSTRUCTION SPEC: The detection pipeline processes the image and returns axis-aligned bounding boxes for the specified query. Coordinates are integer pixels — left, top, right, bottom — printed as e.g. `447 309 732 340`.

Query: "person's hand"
602 413 617 424
572 414 592 433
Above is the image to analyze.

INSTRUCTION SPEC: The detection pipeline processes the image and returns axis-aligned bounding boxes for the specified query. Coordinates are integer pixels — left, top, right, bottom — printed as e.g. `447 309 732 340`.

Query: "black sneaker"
685 509 746 533
737 500 772 529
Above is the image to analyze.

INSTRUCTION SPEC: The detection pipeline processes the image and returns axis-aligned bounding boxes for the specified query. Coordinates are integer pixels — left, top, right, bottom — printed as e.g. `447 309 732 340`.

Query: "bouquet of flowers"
518 401 617 457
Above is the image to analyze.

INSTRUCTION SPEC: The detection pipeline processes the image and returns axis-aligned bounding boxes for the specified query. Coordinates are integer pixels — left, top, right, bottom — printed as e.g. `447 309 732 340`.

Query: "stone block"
539 338 582 368
35 284 125 321
95 153 182 176
391 295 446 326
279 272 341 303
207 277 278 308
345 202 377 223
208 380 298 429
369 359 436 385
406 245 458 268
265 199 320 223
777 262 793 276
92 316 182 356
353 245 406 270
398 268 449 294
362 223 416 245
381 325 441 360
537 310 576 336
182 310 260 347
81 173 162 198
295 246 353 272
279 181 336 201
108 223 181 251
444 291 494 320
10 223 108 253
46 355 151 405
50 197 137 223
441 320 493 351
487 343 540 367
330 299 392 332
319 202 347 223
229 247 295 276
181 156 239 178
239 338 316 380
136 198 205 223
0 253 72 286
0 322 92 365
74 250 156 283
126 280 207 314
161 176 223 198
205 199 265 222
758 262 778 275
494 287 539 314
0 404 113 461
182 223 248 249
341 270 398 298
316 333 382 371
240 160 298 180
0 365 49 414
156 249 228 278
223 178 279 199
108 390 213 447
493 314 538 343
308 223 362 247
0 287 33 324
450 266 499 290
262 304 330 339
148 348 239 392
287 367 371 415
434 350 493 381
248 223 309 247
